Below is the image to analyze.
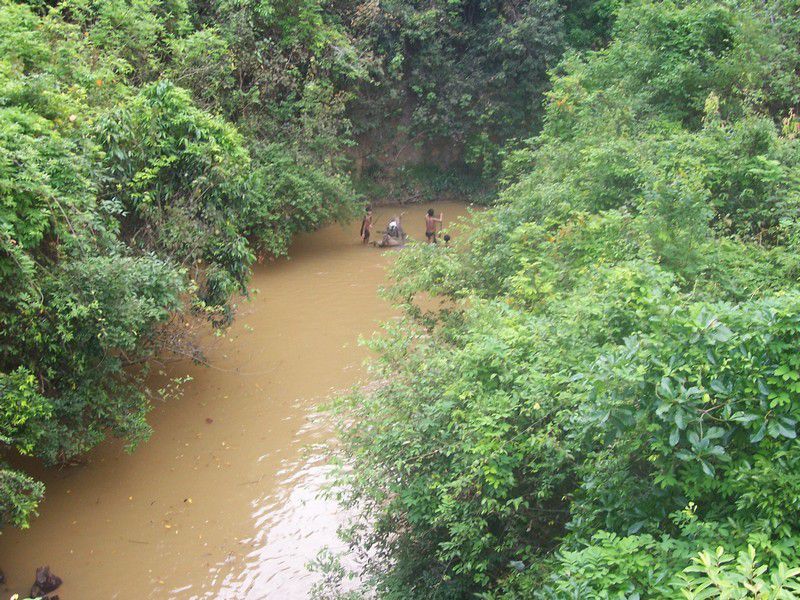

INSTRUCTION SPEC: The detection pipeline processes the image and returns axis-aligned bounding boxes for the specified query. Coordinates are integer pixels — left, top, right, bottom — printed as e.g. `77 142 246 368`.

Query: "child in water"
360 205 373 244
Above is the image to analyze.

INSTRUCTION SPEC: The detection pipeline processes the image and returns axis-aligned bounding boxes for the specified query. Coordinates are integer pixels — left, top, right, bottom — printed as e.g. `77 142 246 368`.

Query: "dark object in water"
30 565 63 597
377 217 407 248
377 234 403 248
0 568 4 584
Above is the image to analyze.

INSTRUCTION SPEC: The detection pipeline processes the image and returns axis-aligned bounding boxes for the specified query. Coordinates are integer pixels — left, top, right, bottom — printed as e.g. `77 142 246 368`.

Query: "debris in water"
30 566 62 598
205 418 213 424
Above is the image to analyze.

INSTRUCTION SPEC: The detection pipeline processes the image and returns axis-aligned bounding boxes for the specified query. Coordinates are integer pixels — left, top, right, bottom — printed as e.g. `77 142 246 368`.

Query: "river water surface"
0 201 471 599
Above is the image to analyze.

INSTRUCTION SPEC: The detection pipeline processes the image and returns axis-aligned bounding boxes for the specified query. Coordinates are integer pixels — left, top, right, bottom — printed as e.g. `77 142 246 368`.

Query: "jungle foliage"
348 0 618 179
7 0 800 595
328 0 800 597
0 0 361 528
1 0 608 531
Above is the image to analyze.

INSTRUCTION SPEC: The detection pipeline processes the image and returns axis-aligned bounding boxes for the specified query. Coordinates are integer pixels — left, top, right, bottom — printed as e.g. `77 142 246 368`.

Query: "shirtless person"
425 208 443 243
360 205 373 244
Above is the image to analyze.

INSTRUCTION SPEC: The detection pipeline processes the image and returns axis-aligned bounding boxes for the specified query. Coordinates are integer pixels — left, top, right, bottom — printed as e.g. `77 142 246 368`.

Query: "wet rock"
30 565 62 597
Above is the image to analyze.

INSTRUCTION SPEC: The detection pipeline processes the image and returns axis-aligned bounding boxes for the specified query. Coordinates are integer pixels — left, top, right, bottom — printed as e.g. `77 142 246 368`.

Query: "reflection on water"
0 201 472 599
206 415 349 599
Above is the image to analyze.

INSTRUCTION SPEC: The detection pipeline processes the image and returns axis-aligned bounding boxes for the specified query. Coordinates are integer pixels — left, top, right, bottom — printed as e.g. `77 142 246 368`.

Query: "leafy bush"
348 0 594 177
98 80 255 309
0 468 44 530
245 142 358 257
0 0 359 528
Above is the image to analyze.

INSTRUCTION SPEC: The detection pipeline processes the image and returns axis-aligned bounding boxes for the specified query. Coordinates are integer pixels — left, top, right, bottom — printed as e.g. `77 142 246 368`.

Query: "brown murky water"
0 201 471 600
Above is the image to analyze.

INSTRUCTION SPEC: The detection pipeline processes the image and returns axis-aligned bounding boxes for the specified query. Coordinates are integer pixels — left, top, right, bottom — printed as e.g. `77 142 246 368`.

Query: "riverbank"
0 201 472 599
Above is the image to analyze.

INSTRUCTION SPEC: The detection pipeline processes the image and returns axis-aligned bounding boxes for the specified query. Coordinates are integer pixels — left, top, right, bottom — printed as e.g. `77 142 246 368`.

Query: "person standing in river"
425 209 443 243
360 205 373 244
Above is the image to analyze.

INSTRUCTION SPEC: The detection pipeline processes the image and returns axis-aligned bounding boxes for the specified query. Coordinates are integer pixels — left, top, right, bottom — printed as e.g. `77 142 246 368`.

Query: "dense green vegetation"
0 0 623 532
349 0 616 179
0 0 361 528
327 0 800 597
6 0 800 595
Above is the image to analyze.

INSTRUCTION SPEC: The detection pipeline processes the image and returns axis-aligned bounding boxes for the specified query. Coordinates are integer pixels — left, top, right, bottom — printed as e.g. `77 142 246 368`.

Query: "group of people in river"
360 205 449 248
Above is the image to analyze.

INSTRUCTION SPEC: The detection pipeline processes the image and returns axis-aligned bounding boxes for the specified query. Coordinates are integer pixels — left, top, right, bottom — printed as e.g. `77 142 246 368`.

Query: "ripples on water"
203 416 350 599
0 201 472 599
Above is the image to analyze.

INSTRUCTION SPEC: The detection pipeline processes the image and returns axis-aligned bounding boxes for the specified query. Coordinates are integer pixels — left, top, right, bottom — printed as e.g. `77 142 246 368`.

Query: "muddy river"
0 201 471 600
